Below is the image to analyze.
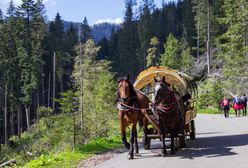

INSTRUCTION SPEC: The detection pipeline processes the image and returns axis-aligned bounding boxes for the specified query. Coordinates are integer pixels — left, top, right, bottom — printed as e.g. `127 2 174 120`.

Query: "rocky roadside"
78 148 126 168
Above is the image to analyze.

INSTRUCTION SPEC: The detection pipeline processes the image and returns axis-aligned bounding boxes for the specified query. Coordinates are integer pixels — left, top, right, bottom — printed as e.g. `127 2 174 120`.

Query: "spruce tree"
160 33 180 69
48 13 66 100
116 0 140 78
97 37 109 60
81 17 91 43
16 0 43 129
72 39 100 141
1 0 23 137
160 34 180 69
146 36 159 67
217 0 248 94
138 0 154 69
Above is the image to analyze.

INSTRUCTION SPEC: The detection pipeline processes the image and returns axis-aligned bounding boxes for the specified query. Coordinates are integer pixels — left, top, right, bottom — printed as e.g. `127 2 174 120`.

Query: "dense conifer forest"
0 0 247 166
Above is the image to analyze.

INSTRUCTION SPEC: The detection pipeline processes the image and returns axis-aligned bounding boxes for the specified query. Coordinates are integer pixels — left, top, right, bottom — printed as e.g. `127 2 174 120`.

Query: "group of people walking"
220 94 247 118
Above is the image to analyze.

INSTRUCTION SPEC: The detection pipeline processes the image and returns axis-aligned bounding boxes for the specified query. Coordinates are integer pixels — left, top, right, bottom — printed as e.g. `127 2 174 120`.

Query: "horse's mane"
127 80 138 99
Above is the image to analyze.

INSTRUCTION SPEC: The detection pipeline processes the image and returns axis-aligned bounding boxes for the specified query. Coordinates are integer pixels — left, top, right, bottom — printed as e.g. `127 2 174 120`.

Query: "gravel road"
95 114 248 168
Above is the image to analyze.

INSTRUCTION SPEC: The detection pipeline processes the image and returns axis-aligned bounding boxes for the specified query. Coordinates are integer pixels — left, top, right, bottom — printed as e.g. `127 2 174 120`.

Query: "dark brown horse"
117 76 150 159
153 77 185 156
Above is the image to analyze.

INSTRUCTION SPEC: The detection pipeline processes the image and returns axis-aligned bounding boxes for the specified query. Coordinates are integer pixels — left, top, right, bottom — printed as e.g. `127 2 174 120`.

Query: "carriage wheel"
190 120 196 140
142 136 151 150
179 130 187 148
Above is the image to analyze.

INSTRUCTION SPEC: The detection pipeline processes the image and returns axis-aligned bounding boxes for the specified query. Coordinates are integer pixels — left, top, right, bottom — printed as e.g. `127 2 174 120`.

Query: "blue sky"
0 0 174 25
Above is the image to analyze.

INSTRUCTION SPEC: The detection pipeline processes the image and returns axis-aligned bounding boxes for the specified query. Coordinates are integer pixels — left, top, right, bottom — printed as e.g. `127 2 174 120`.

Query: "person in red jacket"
221 97 230 118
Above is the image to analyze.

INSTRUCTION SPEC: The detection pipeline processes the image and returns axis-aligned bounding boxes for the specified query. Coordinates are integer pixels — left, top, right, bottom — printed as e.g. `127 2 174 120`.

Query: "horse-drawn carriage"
117 66 197 159
133 66 197 149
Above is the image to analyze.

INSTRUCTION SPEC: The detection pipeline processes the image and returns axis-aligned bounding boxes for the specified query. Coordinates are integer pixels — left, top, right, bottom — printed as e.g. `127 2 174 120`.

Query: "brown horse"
153 77 185 156
117 76 150 159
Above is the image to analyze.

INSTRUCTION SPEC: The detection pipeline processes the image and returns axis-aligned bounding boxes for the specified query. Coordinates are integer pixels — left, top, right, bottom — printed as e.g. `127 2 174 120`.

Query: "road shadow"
134 134 248 160
174 134 248 159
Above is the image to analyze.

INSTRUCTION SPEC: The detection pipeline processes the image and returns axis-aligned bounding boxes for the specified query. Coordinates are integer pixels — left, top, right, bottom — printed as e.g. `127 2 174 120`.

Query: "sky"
0 0 175 25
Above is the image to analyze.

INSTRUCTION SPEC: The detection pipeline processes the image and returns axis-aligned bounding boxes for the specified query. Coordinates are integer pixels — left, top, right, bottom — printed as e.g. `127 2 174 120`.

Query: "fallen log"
0 158 16 167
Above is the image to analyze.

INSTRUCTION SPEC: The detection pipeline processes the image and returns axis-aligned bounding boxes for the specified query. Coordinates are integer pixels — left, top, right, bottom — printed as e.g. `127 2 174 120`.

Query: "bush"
198 78 224 109
37 106 53 118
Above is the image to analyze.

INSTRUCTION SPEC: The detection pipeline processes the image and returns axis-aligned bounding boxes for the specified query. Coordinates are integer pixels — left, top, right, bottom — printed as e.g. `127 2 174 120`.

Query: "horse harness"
157 90 177 113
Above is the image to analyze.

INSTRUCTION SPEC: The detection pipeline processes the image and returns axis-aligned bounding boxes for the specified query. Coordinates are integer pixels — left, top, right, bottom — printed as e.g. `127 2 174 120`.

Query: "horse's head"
118 75 133 104
154 76 170 106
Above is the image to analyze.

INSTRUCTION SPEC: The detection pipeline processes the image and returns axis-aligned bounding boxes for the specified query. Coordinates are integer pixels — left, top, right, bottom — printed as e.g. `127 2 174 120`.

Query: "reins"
118 102 150 111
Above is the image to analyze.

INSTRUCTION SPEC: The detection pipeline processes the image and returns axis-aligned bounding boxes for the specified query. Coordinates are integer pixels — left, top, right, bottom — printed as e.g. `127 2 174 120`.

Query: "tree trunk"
48 73 51 107
197 16 200 59
25 105 30 130
53 52 56 112
41 66 45 106
4 83 8 145
206 0 211 76
17 103 21 138
10 106 14 136
37 89 40 109
79 43 83 133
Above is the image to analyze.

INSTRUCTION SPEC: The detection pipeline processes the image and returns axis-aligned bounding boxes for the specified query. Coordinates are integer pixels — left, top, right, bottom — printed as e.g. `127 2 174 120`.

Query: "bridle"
117 80 138 111
154 82 176 114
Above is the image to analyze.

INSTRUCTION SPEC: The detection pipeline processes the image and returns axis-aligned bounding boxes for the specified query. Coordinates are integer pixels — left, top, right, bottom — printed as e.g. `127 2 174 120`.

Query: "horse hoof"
161 151 167 157
135 149 139 154
127 153 134 160
125 143 130 150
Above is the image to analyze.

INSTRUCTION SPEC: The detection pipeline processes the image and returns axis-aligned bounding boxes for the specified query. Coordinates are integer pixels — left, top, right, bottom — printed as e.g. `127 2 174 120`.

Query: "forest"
0 0 247 166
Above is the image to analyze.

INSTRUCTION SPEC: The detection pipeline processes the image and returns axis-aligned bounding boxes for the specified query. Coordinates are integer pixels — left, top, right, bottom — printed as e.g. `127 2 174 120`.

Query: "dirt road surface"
96 114 248 168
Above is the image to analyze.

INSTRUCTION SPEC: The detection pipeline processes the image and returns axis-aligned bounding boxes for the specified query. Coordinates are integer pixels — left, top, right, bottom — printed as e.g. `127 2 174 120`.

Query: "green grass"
198 108 221 114
198 107 237 115
0 113 123 168
24 136 122 168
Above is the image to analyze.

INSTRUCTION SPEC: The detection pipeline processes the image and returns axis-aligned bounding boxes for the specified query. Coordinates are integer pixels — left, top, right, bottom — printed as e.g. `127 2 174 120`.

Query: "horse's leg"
120 118 130 149
142 112 150 149
134 124 139 154
128 123 135 159
170 134 176 154
159 118 167 157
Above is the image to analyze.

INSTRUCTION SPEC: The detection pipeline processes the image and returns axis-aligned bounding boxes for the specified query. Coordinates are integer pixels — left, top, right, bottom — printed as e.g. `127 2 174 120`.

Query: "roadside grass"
198 107 237 116
24 135 122 168
198 108 221 114
0 114 124 168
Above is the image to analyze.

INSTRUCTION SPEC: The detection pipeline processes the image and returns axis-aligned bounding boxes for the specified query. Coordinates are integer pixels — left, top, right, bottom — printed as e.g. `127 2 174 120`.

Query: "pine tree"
138 0 154 69
97 37 109 60
116 0 140 78
16 0 42 129
165 2 177 36
62 24 78 90
108 28 119 71
160 33 180 69
1 0 23 138
32 0 47 107
146 36 159 67
48 13 66 103
50 13 64 50
216 0 248 94
81 17 91 43
192 0 217 75
180 0 196 47
180 47 195 75
72 39 101 141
